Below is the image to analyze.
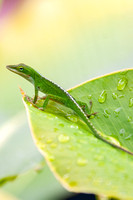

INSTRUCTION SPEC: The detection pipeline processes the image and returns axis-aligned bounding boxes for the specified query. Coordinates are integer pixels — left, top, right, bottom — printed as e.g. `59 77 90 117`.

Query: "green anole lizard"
6 63 133 155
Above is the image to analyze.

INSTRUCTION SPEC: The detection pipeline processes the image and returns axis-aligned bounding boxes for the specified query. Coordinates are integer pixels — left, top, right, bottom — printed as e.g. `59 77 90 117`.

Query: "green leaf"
69 69 133 152
0 112 43 185
23 69 133 199
0 176 17 187
2 165 70 200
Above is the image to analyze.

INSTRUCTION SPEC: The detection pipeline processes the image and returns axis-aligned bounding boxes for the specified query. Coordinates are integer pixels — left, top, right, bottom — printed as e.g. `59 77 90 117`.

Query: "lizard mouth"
6 65 27 77
6 65 22 75
6 65 29 79
6 65 18 73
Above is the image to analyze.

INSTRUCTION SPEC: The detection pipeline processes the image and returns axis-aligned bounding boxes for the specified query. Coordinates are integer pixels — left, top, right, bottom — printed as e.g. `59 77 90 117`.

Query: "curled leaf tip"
19 86 26 97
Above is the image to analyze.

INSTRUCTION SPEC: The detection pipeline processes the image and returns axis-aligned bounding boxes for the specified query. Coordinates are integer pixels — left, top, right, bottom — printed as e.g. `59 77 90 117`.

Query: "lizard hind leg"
42 95 66 110
43 96 51 110
77 100 97 118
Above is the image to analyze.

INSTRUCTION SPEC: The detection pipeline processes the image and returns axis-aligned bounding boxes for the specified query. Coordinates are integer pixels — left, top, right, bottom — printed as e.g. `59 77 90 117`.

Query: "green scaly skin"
6 63 133 156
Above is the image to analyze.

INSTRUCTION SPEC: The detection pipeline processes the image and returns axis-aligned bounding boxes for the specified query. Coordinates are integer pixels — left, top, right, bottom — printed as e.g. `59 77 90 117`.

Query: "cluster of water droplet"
97 74 133 141
98 77 127 104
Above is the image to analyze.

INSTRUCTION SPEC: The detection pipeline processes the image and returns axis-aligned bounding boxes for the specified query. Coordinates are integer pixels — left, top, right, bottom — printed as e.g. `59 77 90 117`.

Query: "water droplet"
129 98 133 107
103 109 110 118
125 134 132 140
47 154 55 161
117 77 127 91
119 128 125 136
46 114 55 120
59 123 64 127
63 173 69 180
114 107 121 117
50 143 57 148
129 87 133 91
37 136 43 141
69 181 77 187
67 114 78 123
96 115 100 119
88 95 92 99
68 145 75 150
46 139 53 144
70 125 79 129
118 95 125 98
120 70 128 75
77 139 87 144
73 132 79 136
54 128 58 132
58 134 70 143
38 143 45 150
128 116 132 122
77 158 88 166
112 93 118 99
98 90 107 103
93 154 103 161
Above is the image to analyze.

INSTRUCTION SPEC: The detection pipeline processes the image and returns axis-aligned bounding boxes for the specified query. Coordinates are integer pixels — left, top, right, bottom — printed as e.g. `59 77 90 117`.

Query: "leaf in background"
0 176 17 187
0 112 43 185
23 69 133 199
2 165 71 200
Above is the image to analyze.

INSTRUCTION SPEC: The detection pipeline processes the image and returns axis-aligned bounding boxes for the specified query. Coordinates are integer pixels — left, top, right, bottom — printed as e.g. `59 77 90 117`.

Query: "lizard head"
6 63 35 83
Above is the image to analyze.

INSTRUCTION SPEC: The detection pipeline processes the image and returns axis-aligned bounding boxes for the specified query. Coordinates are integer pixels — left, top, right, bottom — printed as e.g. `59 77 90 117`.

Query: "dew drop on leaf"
118 95 125 98
67 114 78 123
69 181 77 187
38 143 45 150
59 123 64 127
117 77 127 91
120 70 128 75
127 116 132 122
129 98 133 107
68 145 75 151
88 94 92 99
119 128 125 135
103 109 110 118
112 92 118 99
63 173 69 180
70 125 79 129
46 139 53 144
125 134 132 140
129 87 133 91
50 143 57 148
98 90 107 103
47 154 55 161
54 128 59 132
58 134 70 143
73 132 79 136
114 107 121 117
77 158 88 166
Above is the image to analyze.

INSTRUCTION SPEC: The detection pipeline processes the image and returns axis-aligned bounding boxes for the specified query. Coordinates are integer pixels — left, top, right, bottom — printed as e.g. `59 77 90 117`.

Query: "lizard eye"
19 67 23 71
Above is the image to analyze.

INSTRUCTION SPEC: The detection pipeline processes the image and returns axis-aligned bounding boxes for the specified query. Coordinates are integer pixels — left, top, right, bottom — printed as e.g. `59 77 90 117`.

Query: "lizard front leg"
33 86 39 103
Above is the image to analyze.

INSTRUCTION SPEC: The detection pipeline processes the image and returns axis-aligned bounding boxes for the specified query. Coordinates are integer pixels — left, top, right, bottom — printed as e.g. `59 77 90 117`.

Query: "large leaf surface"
23 69 133 199
69 69 133 152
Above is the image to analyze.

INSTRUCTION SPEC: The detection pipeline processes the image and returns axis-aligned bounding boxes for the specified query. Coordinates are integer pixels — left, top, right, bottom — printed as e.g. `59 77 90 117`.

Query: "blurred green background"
0 0 133 199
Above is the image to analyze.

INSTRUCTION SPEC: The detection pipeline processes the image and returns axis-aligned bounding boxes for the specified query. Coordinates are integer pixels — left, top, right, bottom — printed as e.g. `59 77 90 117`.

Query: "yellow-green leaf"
23 69 133 199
